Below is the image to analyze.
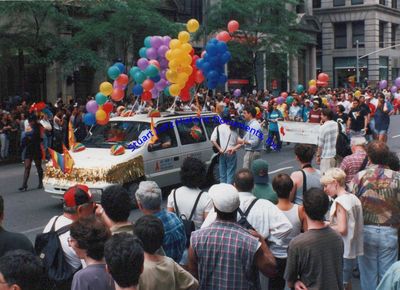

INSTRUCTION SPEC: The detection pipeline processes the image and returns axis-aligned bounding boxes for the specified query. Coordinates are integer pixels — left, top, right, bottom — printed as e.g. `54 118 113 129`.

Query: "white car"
43 111 220 205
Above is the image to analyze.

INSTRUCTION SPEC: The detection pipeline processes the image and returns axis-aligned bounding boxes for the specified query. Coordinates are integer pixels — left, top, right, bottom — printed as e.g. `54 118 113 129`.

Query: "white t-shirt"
167 186 213 230
43 215 82 270
210 124 239 152
338 100 351 114
329 193 364 259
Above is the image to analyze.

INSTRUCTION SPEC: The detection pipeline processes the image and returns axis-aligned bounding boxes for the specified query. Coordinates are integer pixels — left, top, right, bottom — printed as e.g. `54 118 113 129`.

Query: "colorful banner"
277 121 320 145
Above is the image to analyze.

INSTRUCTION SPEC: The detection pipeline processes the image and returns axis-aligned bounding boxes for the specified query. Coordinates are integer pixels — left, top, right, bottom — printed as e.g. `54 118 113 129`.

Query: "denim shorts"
375 129 388 135
343 258 356 284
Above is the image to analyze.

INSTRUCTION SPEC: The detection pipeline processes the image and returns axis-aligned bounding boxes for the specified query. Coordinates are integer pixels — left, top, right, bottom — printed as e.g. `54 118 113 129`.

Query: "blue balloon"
132 84 143 96
196 58 204 69
129 66 141 78
218 74 228 84
144 36 152 48
209 56 219 65
83 113 96 126
202 62 211 74
207 70 218 80
207 80 217 89
210 38 218 45
150 74 161 83
114 62 125 73
203 53 209 61
221 51 231 64
206 43 218 56
139 47 147 58
216 42 227 53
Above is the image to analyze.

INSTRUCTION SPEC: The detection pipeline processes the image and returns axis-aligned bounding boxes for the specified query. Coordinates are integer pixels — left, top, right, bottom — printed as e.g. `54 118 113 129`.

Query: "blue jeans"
359 225 398 290
219 153 237 184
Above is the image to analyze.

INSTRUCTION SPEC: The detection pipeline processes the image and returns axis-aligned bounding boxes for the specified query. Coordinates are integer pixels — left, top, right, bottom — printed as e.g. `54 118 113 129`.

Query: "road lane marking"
392 134 400 139
22 226 45 234
269 167 293 174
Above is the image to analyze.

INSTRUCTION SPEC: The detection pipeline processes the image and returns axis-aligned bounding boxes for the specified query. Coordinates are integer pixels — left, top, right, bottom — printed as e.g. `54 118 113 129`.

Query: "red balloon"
217 31 231 42
116 74 129 86
190 49 194 56
308 85 317 95
194 70 204 84
111 89 124 102
180 88 191 102
227 20 239 33
142 79 154 91
317 73 329 83
317 80 328 87
281 92 288 98
103 102 113 113
192 55 199 65
149 60 160 70
142 91 152 101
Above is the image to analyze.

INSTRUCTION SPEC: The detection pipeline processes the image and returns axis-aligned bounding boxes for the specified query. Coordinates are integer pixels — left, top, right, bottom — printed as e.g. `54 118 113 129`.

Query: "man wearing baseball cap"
42 185 95 278
251 159 278 204
188 183 276 290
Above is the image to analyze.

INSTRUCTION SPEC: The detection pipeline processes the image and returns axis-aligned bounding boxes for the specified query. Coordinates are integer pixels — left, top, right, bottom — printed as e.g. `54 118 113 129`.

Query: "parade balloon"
157 45 169 57
178 31 190 43
217 31 231 42
164 86 171 96
134 71 146 84
83 113 96 126
145 64 159 78
114 62 125 73
146 47 158 60
139 47 147 58
286 96 294 105
95 93 107 105
142 91 152 101
150 75 161 83
96 109 107 122
379 80 388 89
162 36 171 46
354 90 362 98
228 20 239 33
150 36 163 48
129 66 141 78
149 60 161 69
132 84 143 96
144 36 152 48
111 89 124 102
391 85 398 94
187 19 200 33
169 39 181 49
142 79 154 91
103 102 113 113
308 85 317 95
99 82 113 96
194 70 204 84
107 66 121 80
296 84 304 94
86 100 98 114
137 58 149 70
115 73 129 86
233 89 241 97
317 73 329 83
169 84 181 96
395 77 400 87
97 115 109 126
309 79 316 87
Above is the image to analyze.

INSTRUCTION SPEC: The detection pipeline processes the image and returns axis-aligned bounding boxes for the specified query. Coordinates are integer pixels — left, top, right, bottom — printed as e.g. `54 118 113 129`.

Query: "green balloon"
95 92 107 105
129 66 141 78
164 86 171 96
145 65 159 78
134 71 146 84
296 84 304 94
286 96 294 105
107 66 120 80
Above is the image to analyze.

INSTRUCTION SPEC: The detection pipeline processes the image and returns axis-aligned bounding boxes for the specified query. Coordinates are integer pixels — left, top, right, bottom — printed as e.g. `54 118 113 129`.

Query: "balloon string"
189 84 201 106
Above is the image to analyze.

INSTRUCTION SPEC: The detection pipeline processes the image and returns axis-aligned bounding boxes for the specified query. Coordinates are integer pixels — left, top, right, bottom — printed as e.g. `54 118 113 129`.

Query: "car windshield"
82 121 150 148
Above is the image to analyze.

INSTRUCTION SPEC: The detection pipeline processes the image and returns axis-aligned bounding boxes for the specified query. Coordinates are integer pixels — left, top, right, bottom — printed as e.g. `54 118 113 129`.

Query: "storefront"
333 57 368 88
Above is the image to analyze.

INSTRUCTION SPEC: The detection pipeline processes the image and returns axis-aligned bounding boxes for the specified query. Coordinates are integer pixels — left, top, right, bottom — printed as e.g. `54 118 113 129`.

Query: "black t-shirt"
0 227 34 257
334 113 348 124
349 107 367 131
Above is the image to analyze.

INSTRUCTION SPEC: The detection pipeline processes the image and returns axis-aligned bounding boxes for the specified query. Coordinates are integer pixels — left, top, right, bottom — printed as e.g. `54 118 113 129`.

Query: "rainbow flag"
149 117 159 145
68 121 76 148
48 148 64 172
63 145 75 174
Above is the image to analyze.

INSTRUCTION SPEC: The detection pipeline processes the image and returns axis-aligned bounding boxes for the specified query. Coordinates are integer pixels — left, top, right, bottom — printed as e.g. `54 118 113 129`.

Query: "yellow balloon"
165 49 173 61
187 19 200 33
322 97 328 105
169 39 181 49
168 59 179 70
96 109 107 121
177 82 186 90
177 73 189 84
181 55 192 66
181 66 193 76
178 31 190 43
169 84 181 96
355 90 361 98
171 48 183 59
166 70 178 83
309 79 316 87
181 43 193 53
99 82 113 96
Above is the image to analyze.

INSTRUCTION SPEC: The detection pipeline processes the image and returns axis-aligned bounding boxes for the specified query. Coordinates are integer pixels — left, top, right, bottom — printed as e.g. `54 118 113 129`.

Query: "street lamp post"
356 40 360 86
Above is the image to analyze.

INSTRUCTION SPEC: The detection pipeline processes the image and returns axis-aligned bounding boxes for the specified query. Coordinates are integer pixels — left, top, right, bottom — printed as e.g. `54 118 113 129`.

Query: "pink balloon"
137 58 149 70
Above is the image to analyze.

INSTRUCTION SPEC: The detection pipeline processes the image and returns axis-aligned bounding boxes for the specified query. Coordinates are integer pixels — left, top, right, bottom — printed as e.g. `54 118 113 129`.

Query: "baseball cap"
305 99 311 103
63 185 93 207
251 159 269 184
208 184 240 213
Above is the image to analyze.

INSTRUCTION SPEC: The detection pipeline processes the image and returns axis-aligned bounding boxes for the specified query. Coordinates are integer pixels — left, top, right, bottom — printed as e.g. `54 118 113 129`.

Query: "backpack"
237 198 258 231
336 122 352 158
34 216 75 288
173 189 204 248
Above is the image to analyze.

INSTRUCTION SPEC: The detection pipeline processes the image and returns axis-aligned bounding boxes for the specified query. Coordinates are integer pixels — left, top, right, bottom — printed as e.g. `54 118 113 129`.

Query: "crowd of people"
0 85 400 290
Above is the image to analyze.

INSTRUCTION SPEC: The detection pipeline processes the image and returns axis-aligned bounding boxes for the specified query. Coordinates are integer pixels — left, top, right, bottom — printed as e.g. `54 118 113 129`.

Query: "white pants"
320 157 337 175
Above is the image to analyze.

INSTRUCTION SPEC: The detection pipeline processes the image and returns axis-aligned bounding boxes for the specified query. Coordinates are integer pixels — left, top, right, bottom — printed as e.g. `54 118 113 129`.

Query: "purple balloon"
162 36 171 46
395 77 400 87
379 80 388 90
150 36 163 49
146 48 158 60
113 82 126 90
233 89 241 97
391 85 398 94
160 69 167 79
157 45 169 57
137 58 149 70
155 79 167 91
159 58 169 69
151 88 159 99
86 100 98 114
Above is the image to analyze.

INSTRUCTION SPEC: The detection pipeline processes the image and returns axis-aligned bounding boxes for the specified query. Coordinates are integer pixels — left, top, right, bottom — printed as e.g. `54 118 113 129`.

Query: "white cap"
208 183 240 213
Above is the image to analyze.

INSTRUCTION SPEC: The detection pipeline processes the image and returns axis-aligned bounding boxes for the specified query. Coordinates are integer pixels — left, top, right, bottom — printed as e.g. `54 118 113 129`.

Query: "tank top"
294 169 321 205
273 204 302 259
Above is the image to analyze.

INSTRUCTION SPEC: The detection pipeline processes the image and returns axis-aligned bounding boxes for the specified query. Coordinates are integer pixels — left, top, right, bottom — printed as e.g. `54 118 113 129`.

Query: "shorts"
343 258 356 284
375 129 388 135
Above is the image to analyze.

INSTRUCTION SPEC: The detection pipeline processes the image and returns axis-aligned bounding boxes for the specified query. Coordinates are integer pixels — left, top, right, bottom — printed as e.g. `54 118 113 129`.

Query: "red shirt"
309 108 322 123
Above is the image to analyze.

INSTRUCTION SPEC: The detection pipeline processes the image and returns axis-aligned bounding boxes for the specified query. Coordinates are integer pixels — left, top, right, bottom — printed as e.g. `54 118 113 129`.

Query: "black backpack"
237 198 258 231
34 216 75 288
173 189 204 247
336 122 352 158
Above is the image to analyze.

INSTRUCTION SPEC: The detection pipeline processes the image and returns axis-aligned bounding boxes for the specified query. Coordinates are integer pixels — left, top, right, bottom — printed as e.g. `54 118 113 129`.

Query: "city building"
314 0 400 88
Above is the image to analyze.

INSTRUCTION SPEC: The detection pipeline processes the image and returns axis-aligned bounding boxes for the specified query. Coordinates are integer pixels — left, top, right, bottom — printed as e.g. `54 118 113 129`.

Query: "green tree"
203 0 310 88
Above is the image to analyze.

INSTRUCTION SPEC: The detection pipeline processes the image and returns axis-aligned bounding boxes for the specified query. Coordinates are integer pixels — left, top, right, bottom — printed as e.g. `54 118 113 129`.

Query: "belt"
365 223 397 228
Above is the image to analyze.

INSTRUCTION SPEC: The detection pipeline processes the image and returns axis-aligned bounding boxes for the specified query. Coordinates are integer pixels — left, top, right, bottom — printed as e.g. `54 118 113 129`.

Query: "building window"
352 21 365 47
333 0 346 6
351 0 363 4
296 0 305 13
392 24 398 48
380 21 386 48
380 0 386 5
313 0 321 8
317 32 322 50
334 23 347 49
393 0 398 8
379 56 389 80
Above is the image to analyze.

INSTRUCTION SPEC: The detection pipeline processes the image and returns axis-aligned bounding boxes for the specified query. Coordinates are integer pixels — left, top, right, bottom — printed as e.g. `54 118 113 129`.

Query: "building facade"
314 0 400 88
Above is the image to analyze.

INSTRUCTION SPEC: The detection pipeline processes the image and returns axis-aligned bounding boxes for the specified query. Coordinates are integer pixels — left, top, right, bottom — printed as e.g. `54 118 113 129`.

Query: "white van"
43 112 220 204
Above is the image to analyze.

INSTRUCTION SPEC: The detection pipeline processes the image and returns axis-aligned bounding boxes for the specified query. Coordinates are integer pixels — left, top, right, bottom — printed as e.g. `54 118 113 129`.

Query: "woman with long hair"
19 115 43 191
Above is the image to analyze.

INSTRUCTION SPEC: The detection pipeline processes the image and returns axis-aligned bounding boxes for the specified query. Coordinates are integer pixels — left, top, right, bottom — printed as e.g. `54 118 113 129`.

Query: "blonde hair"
320 168 346 187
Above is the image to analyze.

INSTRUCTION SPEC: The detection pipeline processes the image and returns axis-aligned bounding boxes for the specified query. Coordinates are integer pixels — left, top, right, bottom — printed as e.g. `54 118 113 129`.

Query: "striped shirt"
318 120 338 159
191 220 261 290
340 150 367 185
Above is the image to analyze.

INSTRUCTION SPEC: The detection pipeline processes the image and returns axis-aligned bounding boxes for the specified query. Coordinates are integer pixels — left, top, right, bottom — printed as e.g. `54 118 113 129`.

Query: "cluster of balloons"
379 77 400 93
216 20 239 42
308 72 329 95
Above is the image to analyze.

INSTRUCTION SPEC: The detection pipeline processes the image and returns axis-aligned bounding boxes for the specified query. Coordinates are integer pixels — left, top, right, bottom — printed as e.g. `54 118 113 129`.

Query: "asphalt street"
0 116 399 289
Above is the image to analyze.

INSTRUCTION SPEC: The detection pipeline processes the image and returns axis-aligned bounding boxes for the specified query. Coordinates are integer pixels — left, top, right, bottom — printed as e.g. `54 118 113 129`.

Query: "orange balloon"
217 31 231 42
97 114 110 126
142 79 154 91
227 20 239 33
308 85 317 95
111 89 124 102
116 74 129 86
317 73 329 83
